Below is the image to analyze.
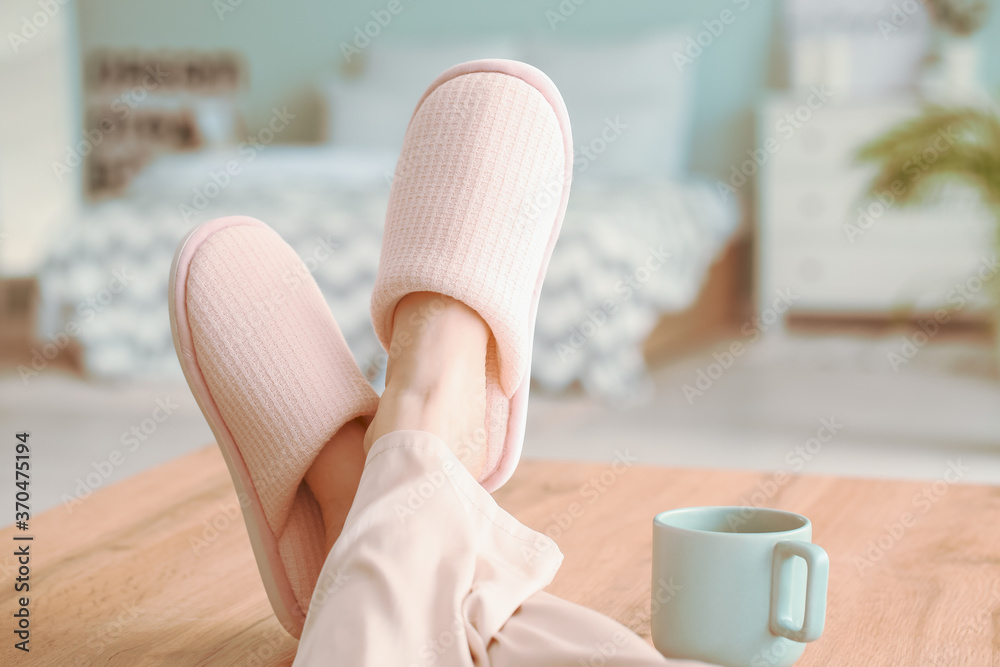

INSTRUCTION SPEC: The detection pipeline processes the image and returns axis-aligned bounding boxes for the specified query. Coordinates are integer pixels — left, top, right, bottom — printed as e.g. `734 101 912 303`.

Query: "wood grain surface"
1 446 997 666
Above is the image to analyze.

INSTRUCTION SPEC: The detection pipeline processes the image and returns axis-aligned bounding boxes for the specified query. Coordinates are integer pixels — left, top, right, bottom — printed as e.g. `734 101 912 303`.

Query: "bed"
36 33 741 399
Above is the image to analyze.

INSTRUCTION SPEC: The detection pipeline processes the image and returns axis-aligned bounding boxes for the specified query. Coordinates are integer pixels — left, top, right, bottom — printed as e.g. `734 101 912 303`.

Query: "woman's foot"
363 292 490 477
303 417 369 555
170 216 380 636
304 292 490 553
369 61 572 493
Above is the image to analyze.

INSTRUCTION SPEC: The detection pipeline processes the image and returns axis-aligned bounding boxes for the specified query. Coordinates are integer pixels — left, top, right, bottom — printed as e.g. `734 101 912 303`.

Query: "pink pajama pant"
292 430 704 666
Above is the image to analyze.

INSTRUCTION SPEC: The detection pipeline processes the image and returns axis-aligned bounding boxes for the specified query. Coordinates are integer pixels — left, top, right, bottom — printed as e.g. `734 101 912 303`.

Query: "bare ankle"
304 418 368 551
364 293 490 476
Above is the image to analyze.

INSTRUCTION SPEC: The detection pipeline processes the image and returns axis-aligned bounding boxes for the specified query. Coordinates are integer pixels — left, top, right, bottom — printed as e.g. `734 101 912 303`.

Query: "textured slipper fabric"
170 216 378 637
371 59 573 491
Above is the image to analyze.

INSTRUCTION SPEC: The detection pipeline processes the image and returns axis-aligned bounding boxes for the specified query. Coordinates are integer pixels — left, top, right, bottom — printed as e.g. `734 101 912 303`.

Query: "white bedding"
37 147 738 398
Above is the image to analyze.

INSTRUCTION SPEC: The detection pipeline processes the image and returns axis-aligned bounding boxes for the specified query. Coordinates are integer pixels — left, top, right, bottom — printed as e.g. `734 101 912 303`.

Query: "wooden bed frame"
643 237 751 367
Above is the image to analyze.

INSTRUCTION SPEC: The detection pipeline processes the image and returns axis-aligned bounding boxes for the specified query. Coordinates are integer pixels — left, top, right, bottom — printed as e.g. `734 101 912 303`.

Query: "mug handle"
769 540 829 642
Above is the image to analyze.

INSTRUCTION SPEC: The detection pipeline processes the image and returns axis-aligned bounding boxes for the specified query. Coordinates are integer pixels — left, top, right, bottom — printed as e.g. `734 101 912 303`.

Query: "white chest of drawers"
755 94 995 329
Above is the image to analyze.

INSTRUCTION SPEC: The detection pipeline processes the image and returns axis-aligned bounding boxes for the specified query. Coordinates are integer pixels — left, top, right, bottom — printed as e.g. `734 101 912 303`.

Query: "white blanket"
37 148 738 399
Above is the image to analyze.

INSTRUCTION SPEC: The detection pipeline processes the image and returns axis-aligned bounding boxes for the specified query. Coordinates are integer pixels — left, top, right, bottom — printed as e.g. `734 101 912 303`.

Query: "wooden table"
2 446 998 666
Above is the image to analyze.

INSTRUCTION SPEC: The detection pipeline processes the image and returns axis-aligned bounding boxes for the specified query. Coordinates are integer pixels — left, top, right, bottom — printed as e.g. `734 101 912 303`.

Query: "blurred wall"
72 0 1000 181
0 0 80 275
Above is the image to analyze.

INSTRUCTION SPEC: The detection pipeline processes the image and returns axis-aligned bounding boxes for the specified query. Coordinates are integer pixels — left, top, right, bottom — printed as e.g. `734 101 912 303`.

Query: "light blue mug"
651 506 829 667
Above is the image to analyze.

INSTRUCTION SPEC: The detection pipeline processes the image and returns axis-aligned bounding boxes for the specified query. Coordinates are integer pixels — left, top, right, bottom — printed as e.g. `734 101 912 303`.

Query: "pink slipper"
370 59 573 491
169 216 378 638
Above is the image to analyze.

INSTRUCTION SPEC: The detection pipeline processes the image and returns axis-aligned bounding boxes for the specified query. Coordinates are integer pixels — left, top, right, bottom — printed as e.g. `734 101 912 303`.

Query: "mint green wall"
76 0 1000 180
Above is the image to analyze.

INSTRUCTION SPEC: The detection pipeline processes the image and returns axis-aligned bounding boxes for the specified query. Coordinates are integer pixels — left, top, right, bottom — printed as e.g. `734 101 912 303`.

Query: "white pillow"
127 146 399 196
523 32 695 181
326 39 521 150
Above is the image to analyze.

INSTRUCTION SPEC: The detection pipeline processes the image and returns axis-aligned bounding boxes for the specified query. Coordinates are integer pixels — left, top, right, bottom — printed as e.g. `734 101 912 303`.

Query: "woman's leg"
302 417 369 555
362 292 490 470
303 292 488 554
295 294 686 666
295 294 562 666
